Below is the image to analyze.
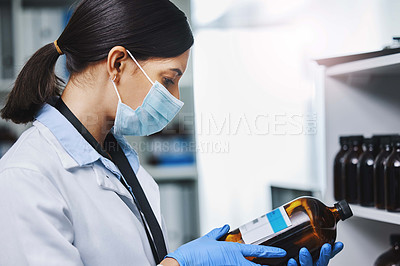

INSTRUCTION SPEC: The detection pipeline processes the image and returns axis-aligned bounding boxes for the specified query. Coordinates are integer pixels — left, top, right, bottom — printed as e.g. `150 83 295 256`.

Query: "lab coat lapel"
94 167 133 200
94 164 162 228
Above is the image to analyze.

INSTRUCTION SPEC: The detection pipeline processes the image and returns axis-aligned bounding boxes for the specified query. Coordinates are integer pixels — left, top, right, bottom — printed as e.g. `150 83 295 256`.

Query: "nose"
172 86 180 100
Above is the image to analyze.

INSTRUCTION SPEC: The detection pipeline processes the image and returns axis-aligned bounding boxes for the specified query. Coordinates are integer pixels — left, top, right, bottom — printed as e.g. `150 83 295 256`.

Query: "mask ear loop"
110 75 122 102
126 49 155 86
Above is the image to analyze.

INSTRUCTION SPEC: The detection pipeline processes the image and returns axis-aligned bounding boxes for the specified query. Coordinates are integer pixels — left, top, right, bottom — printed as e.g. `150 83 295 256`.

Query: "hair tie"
54 40 63 55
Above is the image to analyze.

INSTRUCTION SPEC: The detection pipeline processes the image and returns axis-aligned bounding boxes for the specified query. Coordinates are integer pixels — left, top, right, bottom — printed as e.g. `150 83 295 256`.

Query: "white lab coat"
0 120 169 266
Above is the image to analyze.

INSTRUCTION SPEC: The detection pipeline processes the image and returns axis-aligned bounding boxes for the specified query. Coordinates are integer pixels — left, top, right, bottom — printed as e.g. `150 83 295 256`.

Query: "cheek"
120 76 152 109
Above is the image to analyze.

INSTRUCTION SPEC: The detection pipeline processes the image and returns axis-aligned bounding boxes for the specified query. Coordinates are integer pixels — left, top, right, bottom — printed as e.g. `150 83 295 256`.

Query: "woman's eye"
163 77 175 86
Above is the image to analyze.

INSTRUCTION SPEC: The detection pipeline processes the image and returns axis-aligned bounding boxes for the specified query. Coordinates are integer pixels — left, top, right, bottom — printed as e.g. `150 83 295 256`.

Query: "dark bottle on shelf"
385 136 400 212
343 136 364 204
371 135 383 158
374 136 395 209
219 197 353 266
358 137 378 206
374 234 400 266
334 136 350 201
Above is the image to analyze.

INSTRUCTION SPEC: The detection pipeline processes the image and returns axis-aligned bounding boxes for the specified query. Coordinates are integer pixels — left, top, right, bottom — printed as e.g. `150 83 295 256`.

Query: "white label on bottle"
239 206 292 245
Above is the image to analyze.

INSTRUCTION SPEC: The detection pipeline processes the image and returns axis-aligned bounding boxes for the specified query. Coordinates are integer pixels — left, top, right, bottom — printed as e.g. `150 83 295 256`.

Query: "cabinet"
317 50 400 265
0 0 73 135
0 0 74 90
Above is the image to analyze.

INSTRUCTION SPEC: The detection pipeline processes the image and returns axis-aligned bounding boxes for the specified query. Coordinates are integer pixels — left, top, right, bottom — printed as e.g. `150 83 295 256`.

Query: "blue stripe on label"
267 208 288 233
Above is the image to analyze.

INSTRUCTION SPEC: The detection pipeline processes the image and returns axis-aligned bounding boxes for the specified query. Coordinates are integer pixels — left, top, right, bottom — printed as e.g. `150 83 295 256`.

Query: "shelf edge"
326 53 400 77
350 204 400 226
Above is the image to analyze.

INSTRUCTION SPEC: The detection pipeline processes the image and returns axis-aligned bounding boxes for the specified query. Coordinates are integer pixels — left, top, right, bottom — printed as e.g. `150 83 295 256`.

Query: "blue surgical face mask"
111 49 184 136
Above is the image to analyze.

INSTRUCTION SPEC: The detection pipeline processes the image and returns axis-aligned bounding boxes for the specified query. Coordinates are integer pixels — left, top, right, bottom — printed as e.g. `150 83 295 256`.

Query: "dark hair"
1 0 194 124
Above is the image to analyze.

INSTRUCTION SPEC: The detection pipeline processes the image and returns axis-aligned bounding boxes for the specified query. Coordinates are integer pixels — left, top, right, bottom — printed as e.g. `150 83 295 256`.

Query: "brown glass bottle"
374 136 394 209
374 235 400 266
218 197 353 266
334 136 350 201
371 135 383 158
343 136 364 204
358 137 378 206
385 136 400 212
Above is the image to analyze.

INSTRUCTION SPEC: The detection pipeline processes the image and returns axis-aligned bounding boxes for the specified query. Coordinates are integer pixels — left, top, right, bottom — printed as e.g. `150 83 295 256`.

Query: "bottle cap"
339 136 350 146
391 234 400 246
334 200 353 221
363 138 374 145
349 136 364 146
391 135 400 146
380 136 393 146
373 135 396 147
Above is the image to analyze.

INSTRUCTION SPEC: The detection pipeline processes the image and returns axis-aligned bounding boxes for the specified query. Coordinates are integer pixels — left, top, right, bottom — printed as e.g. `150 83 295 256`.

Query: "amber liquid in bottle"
333 136 349 201
385 136 400 212
374 235 400 266
375 136 393 209
218 197 353 266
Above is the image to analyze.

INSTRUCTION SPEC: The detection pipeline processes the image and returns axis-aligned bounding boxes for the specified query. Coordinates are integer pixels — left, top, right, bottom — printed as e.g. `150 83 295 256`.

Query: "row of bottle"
333 134 400 211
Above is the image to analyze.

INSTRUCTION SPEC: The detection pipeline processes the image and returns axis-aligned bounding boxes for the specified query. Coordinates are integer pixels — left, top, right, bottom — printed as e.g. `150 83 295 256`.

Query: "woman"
0 0 343 265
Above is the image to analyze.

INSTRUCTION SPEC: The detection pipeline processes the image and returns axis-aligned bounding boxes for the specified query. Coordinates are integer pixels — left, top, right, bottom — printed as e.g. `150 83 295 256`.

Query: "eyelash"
163 77 175 86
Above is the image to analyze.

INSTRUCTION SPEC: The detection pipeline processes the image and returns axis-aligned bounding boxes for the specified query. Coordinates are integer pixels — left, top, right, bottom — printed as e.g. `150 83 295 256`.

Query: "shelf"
326 52 400 77
143 164 197 182
350 204 400 225
318 47 400 264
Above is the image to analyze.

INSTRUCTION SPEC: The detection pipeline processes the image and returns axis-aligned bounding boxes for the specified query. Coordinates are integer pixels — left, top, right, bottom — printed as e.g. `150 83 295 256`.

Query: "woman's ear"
107 46 129 83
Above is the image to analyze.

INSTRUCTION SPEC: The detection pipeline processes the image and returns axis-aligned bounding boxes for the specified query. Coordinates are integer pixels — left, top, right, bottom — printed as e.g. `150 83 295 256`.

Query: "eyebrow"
170 68 183 76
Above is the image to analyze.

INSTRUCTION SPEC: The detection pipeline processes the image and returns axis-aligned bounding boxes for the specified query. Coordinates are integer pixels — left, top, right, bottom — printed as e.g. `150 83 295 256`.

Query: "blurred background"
1 0 400 264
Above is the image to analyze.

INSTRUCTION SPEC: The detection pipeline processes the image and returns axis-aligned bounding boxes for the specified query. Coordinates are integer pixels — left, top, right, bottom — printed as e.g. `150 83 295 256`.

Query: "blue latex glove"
287 242 344 266
166 224 287 266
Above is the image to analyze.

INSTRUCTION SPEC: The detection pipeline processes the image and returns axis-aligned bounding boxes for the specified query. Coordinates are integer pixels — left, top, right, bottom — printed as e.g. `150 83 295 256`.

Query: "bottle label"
239 206 292 245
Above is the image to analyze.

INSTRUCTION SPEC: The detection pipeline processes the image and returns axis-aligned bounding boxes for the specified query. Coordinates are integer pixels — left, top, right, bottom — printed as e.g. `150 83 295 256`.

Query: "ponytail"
1 42 64 124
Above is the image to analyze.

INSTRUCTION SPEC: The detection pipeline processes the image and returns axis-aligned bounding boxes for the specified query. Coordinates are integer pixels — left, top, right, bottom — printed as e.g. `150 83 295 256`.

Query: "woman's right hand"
287 242 344 266
164 224 287 266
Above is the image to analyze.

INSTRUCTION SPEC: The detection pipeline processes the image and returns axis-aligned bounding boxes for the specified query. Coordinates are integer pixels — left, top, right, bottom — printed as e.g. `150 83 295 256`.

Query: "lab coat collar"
94 164 133 200
34 101 140 175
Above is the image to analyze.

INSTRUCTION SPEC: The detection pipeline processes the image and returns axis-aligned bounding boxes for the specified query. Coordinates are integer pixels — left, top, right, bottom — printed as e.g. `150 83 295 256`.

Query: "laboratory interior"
1 0 400 265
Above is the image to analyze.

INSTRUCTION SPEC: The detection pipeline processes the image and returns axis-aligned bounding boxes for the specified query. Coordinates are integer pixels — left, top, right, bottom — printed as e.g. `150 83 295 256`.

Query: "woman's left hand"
287 242 344 266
